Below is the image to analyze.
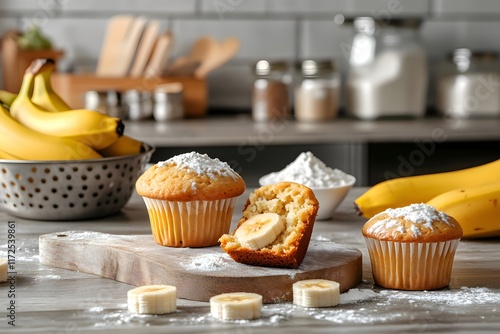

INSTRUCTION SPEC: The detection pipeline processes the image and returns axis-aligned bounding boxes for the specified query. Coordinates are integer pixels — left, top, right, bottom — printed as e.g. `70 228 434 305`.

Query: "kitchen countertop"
124 116 500 147
0 188 499 333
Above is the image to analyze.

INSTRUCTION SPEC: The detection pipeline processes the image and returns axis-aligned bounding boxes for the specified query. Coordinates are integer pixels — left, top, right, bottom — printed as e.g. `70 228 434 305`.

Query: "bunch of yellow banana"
354 159 500 238
0 58 144 160
0 103 101 160
30 60 72 112
10 59 123 150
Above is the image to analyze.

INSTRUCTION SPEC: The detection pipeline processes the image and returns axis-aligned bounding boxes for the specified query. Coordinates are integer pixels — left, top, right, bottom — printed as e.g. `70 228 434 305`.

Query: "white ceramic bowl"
258 175 356 220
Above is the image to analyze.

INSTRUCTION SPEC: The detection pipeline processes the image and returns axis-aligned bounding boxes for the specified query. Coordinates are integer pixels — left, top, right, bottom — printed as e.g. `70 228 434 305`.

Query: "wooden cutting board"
39 231 362 303
96 15 135 76
113 16 147 77
144 32 173 77
129 20 160 77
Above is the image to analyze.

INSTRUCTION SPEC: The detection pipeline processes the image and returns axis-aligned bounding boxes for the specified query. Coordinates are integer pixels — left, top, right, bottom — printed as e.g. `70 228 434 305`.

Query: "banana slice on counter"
293 279 340 308
0 258 7 283
210 292 263 320
234 213 285 250
127 285 177 315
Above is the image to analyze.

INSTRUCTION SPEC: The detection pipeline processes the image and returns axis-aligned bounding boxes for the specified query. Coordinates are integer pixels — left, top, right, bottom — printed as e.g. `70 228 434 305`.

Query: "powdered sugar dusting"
157 152 240 180
259 151 355 188
179 253 232 272
379 203 450 225
367 203 451 238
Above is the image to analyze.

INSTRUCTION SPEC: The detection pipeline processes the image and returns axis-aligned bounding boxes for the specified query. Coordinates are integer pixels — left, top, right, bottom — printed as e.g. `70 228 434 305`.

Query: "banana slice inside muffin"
219 182 319 268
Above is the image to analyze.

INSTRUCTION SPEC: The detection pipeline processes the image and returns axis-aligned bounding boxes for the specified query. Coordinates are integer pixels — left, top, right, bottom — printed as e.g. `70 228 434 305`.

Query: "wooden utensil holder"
51 74 207 118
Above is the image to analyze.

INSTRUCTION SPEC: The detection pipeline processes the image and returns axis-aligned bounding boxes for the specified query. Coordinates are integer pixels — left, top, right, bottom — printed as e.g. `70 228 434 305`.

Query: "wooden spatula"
129 20 160 77
194 37 240 78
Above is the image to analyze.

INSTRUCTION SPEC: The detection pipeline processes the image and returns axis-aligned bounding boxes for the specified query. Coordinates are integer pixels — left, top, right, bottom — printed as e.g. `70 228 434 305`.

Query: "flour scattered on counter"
34 274 61 281
259 151 355 188
379 286 500 306
340 288 379 304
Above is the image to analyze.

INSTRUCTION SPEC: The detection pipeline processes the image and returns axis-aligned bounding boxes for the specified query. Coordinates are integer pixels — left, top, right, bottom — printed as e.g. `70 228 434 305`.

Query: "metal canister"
84 90 126 118
123 90 154 121
153 83 184 121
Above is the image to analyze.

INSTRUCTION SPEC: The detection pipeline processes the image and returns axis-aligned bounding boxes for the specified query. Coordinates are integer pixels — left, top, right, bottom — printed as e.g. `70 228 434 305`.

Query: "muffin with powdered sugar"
136 152 245 247
362 203 463 290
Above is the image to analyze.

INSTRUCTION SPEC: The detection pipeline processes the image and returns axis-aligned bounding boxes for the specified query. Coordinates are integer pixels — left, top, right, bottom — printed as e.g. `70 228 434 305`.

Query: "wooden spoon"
168 36 216 75
194 37 240 78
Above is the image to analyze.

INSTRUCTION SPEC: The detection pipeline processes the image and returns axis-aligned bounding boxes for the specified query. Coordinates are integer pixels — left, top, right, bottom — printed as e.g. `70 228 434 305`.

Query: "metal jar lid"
297 59 336 76
449 48 499 72
254 60 288 76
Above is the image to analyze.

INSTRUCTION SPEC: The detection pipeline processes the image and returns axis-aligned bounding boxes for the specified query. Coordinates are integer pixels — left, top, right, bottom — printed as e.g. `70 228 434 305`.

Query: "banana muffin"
362 203 463 290
136 151 245 247
219 182 319 268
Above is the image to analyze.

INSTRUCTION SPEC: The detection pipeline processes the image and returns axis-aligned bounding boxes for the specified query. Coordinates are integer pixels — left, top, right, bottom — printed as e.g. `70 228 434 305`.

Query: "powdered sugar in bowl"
259 152 356 220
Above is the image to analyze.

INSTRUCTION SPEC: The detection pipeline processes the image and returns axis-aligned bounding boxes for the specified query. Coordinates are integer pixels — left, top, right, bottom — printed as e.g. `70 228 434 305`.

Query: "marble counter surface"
0 188 499 333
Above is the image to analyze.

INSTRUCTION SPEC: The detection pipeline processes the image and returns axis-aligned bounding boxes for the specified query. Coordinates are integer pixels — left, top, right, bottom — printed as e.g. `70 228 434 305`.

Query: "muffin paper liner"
364 237 460 290
142 197 237 247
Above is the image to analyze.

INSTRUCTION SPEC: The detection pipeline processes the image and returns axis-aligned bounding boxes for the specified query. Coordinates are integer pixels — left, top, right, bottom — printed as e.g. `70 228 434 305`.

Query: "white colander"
0 144 154 221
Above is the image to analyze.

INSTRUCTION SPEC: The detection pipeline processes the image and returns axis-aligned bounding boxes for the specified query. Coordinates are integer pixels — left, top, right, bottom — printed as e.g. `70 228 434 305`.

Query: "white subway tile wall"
171 19 296 60
267 0 429 16
1 0 500 109
200 0 267 14
433 0 500 16
60 0 197 13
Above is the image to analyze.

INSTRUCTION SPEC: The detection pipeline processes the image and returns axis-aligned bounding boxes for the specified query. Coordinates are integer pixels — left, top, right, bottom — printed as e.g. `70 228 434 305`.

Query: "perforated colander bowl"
0 144 154 221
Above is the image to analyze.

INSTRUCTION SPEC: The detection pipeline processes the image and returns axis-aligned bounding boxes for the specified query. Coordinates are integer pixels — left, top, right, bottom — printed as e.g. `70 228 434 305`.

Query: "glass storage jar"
294 60 341 122
436 48 500 118
346 17 428 120
252 60 291 122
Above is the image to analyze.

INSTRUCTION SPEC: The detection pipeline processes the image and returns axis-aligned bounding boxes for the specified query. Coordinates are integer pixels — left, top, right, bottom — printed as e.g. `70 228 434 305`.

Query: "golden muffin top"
135 152 245 201
362 203 463 243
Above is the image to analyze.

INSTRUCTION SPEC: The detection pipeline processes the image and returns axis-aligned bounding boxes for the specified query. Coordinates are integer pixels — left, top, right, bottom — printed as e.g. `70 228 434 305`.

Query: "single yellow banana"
0 90 17 108
427 182 500 239
10 59 124 150
98 135 144 157
0 148 19 160
355 159 500 218
31 59 71 112
0 104 101 160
